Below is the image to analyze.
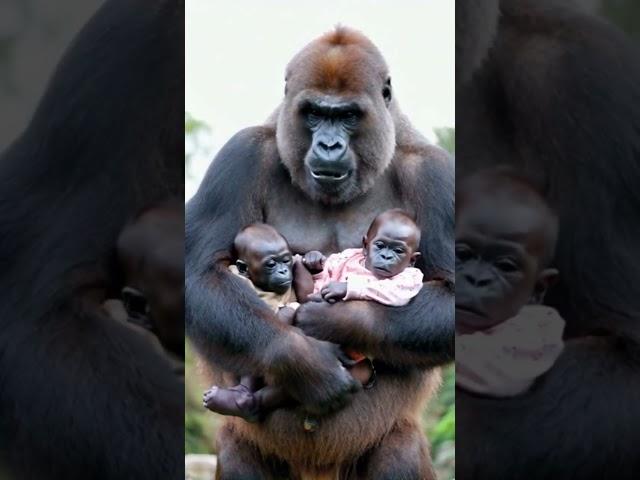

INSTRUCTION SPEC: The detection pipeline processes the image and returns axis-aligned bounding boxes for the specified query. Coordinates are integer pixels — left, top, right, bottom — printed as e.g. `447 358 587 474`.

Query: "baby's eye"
496 259 518 272
455 245 473 262
393 248 404 254
266 260 276 268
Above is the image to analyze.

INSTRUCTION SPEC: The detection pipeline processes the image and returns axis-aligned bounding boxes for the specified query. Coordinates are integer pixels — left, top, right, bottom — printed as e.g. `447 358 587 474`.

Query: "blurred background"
185 0 455 478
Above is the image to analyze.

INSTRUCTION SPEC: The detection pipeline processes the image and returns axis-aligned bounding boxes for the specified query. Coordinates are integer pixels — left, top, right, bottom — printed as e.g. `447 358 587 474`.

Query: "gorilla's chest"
266 177 402 255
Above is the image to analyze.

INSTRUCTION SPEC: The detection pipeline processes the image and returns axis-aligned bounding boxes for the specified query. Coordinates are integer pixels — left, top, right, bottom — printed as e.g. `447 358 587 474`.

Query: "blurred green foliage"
184 115 455 479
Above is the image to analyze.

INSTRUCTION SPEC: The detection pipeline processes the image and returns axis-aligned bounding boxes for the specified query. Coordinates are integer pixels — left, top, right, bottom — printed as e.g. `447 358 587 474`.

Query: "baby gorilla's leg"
203 378 262 422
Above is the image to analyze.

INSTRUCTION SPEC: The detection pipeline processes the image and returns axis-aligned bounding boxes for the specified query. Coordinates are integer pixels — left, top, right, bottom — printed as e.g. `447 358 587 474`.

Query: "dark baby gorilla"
0 0 184 478
186 27 454 479
457 0 640 478
234 223 295 295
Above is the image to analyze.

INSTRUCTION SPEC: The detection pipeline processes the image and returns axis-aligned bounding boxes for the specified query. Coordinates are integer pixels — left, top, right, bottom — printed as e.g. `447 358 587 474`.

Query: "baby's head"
234 223 293 294
362 209 421 279
456 168 559 331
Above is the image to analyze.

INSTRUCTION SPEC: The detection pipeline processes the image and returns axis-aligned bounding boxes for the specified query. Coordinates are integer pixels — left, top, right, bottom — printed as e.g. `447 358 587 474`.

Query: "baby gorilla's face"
455 196 557 331
239 237 293 295
364 218 420 279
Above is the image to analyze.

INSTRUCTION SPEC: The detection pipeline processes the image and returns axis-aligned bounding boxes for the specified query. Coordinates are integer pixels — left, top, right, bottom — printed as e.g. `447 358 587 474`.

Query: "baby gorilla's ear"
410 251 421 266
531 268 559 304
362 235 368 255
236 259 249 277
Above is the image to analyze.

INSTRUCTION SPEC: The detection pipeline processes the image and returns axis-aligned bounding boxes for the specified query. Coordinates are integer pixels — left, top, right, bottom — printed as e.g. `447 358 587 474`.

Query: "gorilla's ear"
362 235 368 255
410 252 421 266
383 77 392 106
531 268 559 304
236 260 249 277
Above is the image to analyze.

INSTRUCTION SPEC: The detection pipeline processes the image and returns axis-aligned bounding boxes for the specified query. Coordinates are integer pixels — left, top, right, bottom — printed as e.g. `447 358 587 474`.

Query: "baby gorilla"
205 224 369 423
294 208 423 305
455 169 565 397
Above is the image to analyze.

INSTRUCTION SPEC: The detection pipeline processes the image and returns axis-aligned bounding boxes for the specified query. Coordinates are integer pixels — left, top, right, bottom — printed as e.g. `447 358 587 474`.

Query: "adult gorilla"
186 28 454 478
0 0 183 478
457 0 640 478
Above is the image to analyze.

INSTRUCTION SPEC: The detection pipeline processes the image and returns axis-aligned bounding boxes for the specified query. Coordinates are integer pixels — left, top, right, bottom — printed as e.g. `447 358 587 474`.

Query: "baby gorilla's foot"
202 385 262 422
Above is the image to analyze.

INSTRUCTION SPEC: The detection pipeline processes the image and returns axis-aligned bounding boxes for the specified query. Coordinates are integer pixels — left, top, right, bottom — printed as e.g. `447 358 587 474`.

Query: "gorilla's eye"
393 247 404 255
496 258 518 272
265 259 276 268
307 109 322 126
382 78 392 103
343 112 359 128
382 86 392 102
455 245 473 262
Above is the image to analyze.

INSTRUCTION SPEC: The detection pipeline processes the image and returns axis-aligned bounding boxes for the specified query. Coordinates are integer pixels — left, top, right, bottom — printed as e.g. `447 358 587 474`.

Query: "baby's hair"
233 223 290 260
367 208 421 248
458 166 558 266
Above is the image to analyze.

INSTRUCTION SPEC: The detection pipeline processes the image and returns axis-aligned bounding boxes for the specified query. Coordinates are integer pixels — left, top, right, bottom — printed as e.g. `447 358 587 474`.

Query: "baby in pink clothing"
455 168 565 397
294 209 424 308
293 209 424 373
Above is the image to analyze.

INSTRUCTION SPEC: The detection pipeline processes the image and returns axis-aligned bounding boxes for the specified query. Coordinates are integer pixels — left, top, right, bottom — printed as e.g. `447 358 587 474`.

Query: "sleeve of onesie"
344 267 424 306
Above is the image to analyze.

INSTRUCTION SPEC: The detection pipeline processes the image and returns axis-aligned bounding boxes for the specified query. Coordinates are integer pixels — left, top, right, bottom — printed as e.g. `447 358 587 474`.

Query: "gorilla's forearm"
456 335 640 478
296 281 454 369
185 264 289 377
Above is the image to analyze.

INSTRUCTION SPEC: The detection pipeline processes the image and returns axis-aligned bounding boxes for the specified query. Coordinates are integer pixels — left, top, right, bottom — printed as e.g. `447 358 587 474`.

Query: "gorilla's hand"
296 300 377 346
297 283 454 369
266 330 360 415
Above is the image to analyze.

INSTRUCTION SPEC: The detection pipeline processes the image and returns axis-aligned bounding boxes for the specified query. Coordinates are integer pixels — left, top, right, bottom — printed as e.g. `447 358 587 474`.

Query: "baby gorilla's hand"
302 251 326 273
321 281 348 303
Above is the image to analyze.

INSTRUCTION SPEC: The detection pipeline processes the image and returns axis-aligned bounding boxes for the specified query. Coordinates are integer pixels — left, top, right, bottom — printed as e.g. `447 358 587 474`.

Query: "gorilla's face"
276 33 396 205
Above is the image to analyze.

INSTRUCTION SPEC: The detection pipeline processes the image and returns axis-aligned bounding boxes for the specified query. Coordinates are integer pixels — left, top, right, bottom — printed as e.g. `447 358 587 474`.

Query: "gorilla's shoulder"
216 125 277 164
395 142 454 189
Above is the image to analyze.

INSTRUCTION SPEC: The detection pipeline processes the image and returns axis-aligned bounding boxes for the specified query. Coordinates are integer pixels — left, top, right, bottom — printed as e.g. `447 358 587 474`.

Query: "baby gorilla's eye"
496 259 518 272
455 245 473 262
374 241 385 249
393 247 405 254
266 259 276 268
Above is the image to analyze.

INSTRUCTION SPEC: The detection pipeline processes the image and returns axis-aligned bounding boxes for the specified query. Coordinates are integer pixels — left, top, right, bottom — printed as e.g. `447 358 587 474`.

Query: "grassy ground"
185 341 455 479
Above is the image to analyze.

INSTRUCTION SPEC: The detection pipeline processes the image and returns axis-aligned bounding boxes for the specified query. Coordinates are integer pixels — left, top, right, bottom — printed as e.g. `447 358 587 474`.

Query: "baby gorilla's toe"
202 385 262 422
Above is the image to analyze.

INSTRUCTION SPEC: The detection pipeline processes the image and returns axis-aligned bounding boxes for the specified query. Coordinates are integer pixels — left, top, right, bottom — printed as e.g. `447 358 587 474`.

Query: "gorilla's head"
276 27 396 205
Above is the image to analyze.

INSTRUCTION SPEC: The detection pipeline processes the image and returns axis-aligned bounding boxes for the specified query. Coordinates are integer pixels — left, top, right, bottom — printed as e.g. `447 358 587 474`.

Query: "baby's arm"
343 268 424 306
293 251 327 302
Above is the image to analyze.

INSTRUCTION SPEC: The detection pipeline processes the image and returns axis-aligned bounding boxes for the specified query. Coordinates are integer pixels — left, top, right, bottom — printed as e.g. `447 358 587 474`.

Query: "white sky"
186 0 454 200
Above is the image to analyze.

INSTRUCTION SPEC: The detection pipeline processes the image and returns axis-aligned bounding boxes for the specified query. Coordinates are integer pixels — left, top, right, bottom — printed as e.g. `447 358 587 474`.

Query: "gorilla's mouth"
310 169 351 183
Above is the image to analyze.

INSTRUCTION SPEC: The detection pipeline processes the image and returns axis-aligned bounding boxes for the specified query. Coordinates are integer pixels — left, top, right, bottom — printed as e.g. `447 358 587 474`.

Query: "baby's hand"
303 251 326 273
321 282 348 303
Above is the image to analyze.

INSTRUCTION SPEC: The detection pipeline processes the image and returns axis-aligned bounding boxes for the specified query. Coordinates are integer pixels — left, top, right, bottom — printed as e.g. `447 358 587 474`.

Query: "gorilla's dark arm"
296 281 453 369
186 128 358 413
457 335 640 478
296 151 455 369
0 1 185 477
